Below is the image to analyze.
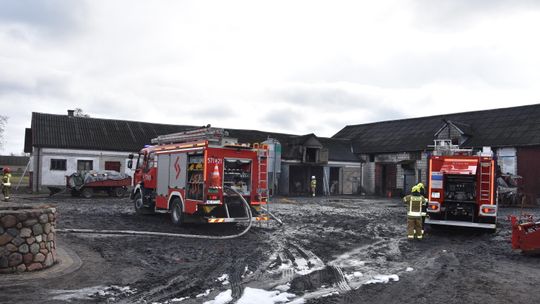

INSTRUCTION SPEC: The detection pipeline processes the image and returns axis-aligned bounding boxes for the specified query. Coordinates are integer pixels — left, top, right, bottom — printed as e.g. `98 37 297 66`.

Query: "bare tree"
0 115 7 150
74 108 90 118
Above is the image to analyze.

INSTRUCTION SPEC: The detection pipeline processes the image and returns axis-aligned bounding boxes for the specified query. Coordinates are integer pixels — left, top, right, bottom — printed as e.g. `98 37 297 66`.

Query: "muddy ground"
1 193 540 304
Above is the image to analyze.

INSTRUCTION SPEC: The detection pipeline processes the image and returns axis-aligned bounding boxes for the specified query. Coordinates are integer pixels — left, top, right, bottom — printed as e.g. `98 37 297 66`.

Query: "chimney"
67 109 75 117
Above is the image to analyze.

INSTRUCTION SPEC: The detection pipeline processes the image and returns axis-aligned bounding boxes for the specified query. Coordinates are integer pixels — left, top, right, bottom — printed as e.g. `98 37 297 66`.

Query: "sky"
1 0 540 155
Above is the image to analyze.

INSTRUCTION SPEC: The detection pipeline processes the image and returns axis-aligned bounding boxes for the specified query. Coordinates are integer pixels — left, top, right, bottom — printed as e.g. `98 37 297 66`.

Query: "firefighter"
310 176 317 197
2 167 12 202
403 185 427 240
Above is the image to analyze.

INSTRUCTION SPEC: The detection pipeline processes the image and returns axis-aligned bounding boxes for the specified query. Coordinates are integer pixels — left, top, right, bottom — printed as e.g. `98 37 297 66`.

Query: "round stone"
26 236 35 245
44 253 54 267
39 214 49 224
12 237 25 246
32 223 43 236
47 233 55 242
24 219 38 227
34 253 45 262
18 244 29 254
16 264 26 272
8 252 23 267
20 228 32 238
6 244 17 252
23 253 33 264
0 233 14 246
35 235 42 243
39 249 48 255
17 213 28 221
27 263 43 271
30 243 40 254
48 214 54 222
44 223 51 234
6 228 19 237
0 256 8 268
16 223 22 229
1 215 17 228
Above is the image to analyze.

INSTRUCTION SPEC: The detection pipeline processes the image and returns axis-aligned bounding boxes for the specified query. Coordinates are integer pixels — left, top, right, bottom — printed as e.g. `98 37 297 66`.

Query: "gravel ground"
1 193 539 304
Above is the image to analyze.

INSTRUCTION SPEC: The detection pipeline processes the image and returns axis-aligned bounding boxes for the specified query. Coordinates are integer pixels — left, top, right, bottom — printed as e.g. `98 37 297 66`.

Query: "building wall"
417 152 429 185
362 162 375 194
278 163 290 195
359 152 425 195
342 166 359 194
32 147 135 192
496 147 517 175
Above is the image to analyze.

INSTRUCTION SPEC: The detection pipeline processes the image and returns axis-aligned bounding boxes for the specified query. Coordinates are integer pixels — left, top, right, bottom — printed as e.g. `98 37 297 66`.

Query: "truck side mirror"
127 160 133 169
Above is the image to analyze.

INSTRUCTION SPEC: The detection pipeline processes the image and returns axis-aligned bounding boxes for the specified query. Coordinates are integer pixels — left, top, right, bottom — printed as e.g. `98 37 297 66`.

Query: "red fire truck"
128 127 270 226
425 140 497 230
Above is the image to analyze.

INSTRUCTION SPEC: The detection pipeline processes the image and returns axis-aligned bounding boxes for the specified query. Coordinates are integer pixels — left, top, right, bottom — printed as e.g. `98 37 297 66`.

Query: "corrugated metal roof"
333 104 540 153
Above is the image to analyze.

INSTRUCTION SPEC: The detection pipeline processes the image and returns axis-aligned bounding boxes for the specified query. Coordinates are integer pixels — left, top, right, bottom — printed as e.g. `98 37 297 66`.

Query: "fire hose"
57 186 255 240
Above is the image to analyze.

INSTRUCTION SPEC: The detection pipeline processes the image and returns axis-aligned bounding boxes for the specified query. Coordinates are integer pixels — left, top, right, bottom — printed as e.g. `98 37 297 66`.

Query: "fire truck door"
157 154 170 197
169 153 187 190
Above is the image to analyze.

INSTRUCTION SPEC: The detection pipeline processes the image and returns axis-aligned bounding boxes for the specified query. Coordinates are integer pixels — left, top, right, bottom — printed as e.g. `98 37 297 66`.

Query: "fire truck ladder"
257 145 270 224
479 161 492 204
151 126 227 145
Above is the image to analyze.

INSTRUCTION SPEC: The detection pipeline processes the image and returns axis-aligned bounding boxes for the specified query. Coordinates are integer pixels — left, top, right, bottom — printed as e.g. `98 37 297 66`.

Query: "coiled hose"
57 186 253 240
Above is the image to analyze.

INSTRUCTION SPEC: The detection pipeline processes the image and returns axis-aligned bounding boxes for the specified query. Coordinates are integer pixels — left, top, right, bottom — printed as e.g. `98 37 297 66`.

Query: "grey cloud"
0 76 69 98
192 106 236 120
271 84 405 122
263 108 300 131
294 46 531 89
0 0 87 37
410 0 540 30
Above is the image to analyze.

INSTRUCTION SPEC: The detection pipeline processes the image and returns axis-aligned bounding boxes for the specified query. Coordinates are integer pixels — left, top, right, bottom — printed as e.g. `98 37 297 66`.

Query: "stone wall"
0 205 57 273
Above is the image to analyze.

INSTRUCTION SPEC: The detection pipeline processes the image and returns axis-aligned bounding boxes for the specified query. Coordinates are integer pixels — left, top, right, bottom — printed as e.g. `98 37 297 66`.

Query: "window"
186 155 204 200
50 159 67 171
305 148 318 163
77 160 93 171
105 161 121 172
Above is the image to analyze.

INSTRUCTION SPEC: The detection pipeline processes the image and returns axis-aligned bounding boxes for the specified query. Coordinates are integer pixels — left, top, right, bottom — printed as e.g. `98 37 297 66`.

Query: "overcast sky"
1 0 540 155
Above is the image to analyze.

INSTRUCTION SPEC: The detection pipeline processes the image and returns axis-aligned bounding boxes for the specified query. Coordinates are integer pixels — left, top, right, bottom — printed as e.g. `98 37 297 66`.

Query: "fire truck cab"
426 140 497 230
128 127 270 226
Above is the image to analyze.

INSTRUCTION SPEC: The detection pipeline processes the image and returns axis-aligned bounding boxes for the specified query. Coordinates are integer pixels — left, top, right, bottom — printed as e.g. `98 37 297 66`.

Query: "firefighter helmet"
3 167 10 174
311 176 315 179
411 183 424 193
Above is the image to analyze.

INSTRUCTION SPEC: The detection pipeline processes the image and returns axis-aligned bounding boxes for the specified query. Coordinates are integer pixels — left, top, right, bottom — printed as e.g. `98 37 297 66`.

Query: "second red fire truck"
128 127 270 225
426 140 498 231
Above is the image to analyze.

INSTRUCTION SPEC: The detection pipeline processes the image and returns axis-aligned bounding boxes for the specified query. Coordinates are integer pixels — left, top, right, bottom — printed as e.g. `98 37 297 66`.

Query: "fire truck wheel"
110 187 127 198
81 188 93 199
134 192 153 215
170 198 185 226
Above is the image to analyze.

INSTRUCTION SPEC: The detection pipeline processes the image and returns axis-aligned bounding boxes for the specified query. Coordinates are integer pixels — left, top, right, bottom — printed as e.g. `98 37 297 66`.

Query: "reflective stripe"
2 183 10 186
408 211 422 217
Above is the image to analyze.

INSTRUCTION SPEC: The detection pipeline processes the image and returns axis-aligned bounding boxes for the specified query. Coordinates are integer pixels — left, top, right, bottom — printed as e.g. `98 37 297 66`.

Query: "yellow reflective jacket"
2 173 11 187
403 194 427 218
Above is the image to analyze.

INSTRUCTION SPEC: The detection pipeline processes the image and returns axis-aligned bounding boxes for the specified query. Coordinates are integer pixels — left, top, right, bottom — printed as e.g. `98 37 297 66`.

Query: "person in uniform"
2 167 12 201
403 184 427 240
310 176 317 197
